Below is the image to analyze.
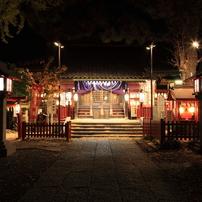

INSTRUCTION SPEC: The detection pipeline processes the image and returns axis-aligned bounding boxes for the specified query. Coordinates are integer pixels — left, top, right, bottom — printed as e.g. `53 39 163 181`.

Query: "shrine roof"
19 43 178 81
0 61 19 79
170 87 196 99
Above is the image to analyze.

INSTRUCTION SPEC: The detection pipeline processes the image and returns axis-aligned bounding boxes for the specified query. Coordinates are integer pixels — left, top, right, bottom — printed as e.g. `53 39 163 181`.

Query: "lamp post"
0 64 17 157
193 41 202 152
146 43 156 120
54 42 64 125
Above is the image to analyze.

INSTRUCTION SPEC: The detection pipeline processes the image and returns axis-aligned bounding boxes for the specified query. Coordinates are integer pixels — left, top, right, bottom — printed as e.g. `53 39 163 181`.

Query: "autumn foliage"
19 56 67 98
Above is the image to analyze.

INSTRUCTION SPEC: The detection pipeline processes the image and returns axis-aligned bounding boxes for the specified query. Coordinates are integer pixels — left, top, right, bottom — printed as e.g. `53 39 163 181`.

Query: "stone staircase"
71 120 143 137
78 103 125 119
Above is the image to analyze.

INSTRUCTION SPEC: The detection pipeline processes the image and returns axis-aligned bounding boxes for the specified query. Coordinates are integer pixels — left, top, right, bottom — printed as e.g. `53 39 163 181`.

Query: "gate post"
22 122 26 140
160 119 165 148
65 121 71 141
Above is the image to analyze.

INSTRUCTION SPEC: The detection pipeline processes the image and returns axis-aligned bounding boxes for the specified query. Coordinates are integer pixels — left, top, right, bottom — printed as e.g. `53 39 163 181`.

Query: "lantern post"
54 42 64 125
0 63 17 157
192 41 202 152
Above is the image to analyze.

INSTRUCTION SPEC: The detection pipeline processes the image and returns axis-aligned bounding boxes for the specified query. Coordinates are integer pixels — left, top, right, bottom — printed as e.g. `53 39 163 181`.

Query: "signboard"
157 95 165 112
47 97 56 114
131 105 137 117
30 84 43 119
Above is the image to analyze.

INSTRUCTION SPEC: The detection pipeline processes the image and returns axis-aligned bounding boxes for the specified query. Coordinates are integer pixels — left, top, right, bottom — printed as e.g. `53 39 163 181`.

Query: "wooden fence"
22 122 71 140
143 119 200 147
137 107 151 119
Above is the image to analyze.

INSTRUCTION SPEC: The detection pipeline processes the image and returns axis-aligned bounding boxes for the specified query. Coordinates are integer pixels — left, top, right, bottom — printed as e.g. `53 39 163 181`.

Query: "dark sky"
0 24 46 64
0 1 170 65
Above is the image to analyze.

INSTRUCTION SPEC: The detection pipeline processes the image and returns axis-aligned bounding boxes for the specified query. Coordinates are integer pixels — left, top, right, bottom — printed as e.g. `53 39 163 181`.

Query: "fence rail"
137 107 151 119
143 119 200 147
22 122 71 140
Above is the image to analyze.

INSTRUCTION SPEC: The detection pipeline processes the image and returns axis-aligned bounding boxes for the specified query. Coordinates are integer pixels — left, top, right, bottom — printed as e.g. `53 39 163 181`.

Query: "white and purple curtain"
76 81 127 95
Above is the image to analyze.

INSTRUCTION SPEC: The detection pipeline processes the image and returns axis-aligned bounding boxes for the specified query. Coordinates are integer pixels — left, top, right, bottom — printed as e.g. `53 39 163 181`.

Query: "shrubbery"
162 139 182 150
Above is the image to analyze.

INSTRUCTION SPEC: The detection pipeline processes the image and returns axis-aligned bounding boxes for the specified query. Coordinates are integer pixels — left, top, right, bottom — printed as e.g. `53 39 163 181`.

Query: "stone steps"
78 104 124 119
71 120 143 137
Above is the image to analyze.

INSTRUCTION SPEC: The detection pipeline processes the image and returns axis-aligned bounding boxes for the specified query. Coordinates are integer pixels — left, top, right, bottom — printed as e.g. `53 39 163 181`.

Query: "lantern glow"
179 107 184 114
0 77 4 91
74 93 78 101
188 107 195 113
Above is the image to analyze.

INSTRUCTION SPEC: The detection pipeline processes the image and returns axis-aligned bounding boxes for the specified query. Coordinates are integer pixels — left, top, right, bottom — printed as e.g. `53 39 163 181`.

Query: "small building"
167 86 198 122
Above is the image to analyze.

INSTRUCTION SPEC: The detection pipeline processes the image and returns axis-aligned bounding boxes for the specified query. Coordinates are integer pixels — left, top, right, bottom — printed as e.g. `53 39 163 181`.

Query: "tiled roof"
170 87 195 99
0 61 19 79
60 45 176 81
19 43 178 81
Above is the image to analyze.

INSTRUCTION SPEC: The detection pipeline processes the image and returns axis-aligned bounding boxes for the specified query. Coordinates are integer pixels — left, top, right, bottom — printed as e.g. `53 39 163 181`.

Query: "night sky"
0 24 46 64
0 1 170 66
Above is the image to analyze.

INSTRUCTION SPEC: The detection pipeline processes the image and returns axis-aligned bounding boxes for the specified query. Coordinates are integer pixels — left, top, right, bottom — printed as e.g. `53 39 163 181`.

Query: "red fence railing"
22 122 71 141
143 119 200 147
54 106 74 121
137 107 151 119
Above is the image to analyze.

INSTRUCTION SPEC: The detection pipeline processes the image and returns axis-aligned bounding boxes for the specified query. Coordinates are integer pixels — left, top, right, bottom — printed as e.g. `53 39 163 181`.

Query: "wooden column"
110 90 113 115
90 90 93 116
100 89 104 116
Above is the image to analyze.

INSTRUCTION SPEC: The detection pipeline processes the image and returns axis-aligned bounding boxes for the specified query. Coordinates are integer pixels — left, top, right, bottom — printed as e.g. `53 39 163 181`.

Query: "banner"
157 95 165 112
30 84 43 119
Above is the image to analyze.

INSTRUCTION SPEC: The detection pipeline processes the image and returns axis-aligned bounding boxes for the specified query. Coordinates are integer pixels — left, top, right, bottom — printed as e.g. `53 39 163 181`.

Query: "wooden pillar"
110 90 113 115
90 90 93 116
74 101 78 119
100 89 104 116
125 101 128 119
0 95 16 157
17 112 22 138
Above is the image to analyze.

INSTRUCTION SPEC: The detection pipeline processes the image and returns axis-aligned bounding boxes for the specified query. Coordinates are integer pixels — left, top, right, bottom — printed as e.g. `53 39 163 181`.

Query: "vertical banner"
30 84 43 119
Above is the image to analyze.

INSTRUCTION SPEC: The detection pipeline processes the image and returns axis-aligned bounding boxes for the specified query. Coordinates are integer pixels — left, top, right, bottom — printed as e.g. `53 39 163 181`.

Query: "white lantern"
0 77 4 91
124 94 129 102
74 93 78 101
0 76 13 93
15 103 21 114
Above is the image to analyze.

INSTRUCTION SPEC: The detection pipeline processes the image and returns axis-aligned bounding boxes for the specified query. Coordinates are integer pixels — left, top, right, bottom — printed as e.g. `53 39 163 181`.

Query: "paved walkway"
19 138 180 202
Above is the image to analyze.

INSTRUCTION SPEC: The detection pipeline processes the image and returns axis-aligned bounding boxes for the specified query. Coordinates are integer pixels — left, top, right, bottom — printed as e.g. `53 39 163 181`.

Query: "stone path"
19 138 181 202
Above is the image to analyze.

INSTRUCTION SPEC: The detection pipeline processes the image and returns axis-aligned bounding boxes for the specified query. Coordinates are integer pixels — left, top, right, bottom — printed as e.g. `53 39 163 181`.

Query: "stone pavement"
18 138 181 202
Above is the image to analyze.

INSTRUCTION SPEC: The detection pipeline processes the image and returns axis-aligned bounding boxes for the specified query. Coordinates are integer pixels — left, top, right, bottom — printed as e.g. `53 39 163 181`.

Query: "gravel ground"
1 136 202 202
137 139 202 202
0 138 70 202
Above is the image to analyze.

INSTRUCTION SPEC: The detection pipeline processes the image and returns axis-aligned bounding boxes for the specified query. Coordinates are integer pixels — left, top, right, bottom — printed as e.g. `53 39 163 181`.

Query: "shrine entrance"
78 90 125 119
74 81 127 119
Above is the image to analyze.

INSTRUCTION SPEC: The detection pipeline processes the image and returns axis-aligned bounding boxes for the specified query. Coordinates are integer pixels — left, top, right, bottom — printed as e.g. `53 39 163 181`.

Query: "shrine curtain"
76 81 126 95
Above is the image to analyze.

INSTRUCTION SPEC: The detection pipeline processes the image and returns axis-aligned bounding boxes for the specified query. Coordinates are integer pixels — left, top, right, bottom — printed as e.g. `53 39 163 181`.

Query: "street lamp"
54 42 64 125
193 41 199 49
192 41 202 152
0 62 17 157
146 43 156 120
0 76 13 94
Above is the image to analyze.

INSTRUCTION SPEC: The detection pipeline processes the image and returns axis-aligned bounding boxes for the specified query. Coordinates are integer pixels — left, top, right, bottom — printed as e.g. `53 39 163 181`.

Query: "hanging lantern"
74 93 78 101
0 76 13 94
124 93 129 102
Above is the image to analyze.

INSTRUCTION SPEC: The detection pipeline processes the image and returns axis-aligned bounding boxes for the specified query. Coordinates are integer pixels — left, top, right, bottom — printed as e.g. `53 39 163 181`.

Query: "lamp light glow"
175 80 183 85
188 107 195 113
0 77 4 91
124 94 129 102
193 41 199 49
74 93 78 101
15 103 20 114
179 107 185 114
